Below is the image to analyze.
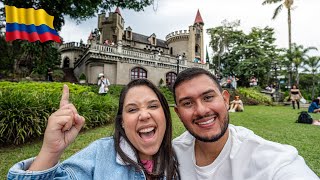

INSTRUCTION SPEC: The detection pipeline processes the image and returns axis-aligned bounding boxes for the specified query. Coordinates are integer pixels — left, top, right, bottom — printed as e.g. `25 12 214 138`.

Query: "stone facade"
59 8 208 86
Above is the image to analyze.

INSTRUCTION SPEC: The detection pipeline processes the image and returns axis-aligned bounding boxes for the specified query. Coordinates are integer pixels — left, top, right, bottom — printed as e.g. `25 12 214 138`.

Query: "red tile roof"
194 9 204 25
115 7 121 16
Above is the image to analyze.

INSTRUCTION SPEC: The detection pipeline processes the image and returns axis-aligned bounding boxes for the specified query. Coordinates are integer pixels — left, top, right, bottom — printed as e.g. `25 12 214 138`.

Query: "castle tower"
165 10 204 63
188 9 204 63
98 7 124 44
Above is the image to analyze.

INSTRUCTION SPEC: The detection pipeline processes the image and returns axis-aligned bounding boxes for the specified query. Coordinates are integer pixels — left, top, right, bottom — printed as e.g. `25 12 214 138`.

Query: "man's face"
174 74 230 142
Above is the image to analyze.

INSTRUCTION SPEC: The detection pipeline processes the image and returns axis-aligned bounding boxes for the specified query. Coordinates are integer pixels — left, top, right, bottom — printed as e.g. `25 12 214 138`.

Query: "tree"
0 0 156 78
1 0 156 31
290 43 317 85
302 56 320 99
207 20 242 78
0 9 4 36
262 0 294 87
208 23 281 87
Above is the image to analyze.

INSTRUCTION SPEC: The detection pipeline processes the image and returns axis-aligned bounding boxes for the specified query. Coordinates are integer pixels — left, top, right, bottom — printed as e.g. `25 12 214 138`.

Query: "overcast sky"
2 0 320 56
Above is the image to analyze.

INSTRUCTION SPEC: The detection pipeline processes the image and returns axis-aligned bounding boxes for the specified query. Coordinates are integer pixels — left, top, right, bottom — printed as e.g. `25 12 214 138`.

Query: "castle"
58 8 208 86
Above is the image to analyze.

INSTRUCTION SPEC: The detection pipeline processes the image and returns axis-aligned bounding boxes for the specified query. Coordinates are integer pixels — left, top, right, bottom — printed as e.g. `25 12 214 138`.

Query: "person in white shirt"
172 67 318 180
228 95 244 112
98 73 110 94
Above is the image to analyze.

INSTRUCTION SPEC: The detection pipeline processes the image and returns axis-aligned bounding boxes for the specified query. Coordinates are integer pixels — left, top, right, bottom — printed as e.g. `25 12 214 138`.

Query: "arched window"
63 57 70 68
166 72 177 86
195 45 200 53
131 67 147 80
170 47 173 55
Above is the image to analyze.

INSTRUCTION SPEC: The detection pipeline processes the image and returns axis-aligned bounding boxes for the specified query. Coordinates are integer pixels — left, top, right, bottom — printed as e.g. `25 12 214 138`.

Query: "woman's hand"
28 85 85 171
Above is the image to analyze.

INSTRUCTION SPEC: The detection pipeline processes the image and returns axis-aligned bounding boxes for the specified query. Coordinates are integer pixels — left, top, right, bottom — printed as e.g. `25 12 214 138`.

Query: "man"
172 67 318 179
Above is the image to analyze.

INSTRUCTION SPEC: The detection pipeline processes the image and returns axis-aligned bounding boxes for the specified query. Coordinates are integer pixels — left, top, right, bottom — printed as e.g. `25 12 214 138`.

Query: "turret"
189 9 204 63
98 7 124 44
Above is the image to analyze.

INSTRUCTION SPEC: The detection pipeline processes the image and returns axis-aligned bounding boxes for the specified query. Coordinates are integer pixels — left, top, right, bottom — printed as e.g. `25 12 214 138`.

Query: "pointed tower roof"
194 9 204 25
115 7 121 16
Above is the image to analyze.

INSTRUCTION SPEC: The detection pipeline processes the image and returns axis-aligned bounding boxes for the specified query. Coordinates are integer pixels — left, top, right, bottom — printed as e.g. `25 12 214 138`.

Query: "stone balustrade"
91 44 116 53
59 42 88 50
72 42 208 71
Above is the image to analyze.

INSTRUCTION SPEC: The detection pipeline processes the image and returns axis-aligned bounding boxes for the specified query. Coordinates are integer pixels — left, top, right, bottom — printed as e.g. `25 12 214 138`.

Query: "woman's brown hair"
114 79 180 179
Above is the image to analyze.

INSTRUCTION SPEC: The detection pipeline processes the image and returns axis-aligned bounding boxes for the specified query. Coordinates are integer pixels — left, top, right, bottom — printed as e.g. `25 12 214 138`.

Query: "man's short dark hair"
173 67 222 104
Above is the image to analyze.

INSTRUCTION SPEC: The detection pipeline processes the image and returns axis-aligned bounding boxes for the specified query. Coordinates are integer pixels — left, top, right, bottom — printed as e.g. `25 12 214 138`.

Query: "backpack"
296 111 313 124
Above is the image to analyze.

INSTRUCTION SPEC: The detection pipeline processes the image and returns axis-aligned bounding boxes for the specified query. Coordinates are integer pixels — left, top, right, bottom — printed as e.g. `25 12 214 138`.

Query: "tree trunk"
312 73 315 99
287 7 293 87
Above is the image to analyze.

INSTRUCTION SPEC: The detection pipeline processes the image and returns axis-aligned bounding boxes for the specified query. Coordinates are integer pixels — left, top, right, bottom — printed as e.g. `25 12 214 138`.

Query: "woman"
308 99 320 113
98 73 110 94
229 96 244 112
7 79 180 179
290 84 302 109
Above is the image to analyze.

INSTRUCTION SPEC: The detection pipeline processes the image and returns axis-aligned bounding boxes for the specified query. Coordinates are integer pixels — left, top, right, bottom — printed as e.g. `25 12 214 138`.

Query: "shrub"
237 87 272 105
159 86 174 105
52 69 64 82
0 81 118 145
79 73 86 80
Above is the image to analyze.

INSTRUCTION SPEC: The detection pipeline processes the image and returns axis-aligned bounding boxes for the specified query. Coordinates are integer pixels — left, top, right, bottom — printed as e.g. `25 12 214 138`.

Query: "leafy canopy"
1 0 155 31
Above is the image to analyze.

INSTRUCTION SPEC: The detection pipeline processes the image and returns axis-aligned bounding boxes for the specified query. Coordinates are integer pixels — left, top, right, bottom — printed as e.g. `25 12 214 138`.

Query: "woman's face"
122 85 166 160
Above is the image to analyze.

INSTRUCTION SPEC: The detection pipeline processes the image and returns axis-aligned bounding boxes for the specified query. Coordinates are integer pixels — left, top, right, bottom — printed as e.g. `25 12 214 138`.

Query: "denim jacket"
7 137 153 180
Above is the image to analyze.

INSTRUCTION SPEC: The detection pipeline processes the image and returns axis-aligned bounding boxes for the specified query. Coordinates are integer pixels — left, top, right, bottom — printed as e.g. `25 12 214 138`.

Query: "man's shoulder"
229 124 299 158
173 131 194 148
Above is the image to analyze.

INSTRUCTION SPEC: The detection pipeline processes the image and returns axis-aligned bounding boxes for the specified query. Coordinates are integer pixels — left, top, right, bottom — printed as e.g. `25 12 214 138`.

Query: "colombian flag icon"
5 5 61 43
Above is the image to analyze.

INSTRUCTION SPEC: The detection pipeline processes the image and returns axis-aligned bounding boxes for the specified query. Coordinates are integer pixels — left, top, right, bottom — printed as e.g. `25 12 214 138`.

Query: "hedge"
0 81 118 145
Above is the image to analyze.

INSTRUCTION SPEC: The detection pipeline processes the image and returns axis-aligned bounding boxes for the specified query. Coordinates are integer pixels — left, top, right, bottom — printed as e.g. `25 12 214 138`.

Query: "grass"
1 106 319 178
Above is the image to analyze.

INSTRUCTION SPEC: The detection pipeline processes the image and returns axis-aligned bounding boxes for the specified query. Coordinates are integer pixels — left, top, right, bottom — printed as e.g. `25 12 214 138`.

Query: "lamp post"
177 55 182 74
272 62 279 91
272 61 281 102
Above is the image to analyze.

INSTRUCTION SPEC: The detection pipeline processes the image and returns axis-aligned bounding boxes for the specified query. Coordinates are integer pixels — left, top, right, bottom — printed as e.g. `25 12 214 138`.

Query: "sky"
58 0 320 57
1 0 320 56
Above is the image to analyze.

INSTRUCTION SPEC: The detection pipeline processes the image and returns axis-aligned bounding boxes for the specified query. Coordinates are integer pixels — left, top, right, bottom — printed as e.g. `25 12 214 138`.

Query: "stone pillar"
117 40 123 54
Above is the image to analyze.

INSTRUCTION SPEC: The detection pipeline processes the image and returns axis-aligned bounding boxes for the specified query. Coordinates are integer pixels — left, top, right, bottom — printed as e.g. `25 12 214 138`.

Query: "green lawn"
1 105 319 178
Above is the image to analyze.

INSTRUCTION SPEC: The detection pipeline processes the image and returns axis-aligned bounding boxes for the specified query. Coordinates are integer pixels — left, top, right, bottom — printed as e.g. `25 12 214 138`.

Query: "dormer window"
126 26 132 40
149 33 157 46
127 31 131 39
152 37 156 45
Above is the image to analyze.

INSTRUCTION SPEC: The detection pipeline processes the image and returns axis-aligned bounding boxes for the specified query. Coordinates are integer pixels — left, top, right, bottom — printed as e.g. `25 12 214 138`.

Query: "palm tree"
262 0 294 86
290 43 317 85
207 20 240 77
303 56 320 99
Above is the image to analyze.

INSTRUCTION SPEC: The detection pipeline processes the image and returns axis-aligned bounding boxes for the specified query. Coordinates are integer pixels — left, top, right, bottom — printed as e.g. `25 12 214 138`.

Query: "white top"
173 124 319 180
98 78 110 94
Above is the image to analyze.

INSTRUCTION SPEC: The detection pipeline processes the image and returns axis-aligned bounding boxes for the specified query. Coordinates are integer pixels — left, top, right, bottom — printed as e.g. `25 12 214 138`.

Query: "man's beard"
185 114 229 142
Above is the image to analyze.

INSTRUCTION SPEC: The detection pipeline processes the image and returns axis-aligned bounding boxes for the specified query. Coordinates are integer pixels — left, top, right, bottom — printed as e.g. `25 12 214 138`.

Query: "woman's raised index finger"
60 84 69 108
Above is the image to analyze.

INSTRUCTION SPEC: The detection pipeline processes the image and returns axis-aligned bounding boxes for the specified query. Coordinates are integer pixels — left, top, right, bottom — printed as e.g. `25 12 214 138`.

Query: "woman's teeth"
139 127 155 133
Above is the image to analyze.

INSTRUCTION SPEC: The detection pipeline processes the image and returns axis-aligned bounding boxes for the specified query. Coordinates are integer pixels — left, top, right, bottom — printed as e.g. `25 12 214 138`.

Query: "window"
195 45 200 53
127 31 131 39
131 67 147 80
166 72 177 86
152 37 156 45
63 57 70 68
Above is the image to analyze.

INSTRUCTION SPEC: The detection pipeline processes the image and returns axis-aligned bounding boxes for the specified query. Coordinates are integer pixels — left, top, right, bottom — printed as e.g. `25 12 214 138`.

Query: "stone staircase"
63 68 78 83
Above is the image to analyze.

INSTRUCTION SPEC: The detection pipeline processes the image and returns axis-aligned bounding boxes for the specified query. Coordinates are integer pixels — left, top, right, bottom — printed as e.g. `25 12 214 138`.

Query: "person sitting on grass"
7 79 180 180
296 112 320 126
229 95 244 112
308 99 320 113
